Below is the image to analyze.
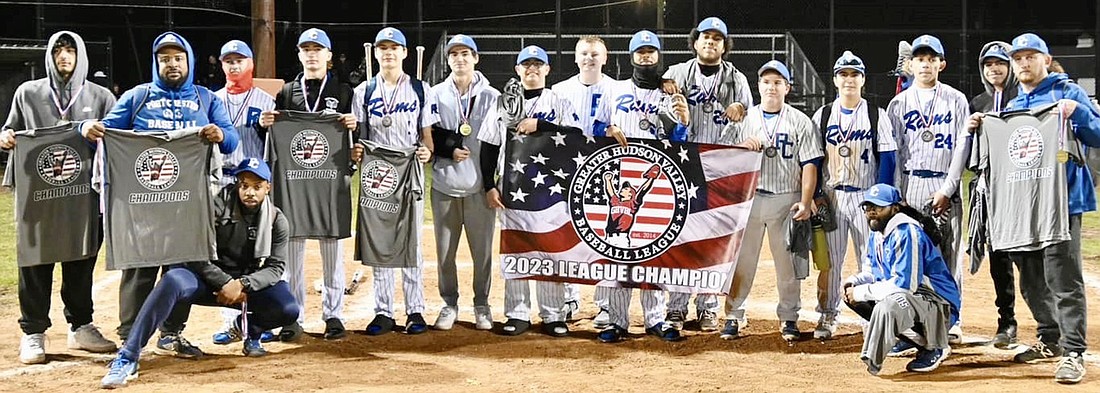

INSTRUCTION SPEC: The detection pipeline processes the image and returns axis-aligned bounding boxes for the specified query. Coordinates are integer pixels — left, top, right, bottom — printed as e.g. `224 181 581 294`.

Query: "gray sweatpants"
724 192 802 323
847 290 952 374
431 189 495 309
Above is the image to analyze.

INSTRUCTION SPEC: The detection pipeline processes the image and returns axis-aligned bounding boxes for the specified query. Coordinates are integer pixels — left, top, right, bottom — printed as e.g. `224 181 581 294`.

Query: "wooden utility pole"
252 0 275 78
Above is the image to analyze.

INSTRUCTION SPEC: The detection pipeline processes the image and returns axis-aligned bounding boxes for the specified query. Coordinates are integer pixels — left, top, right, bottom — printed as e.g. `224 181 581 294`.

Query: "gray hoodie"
429 71 500 197
969 41 1017 113
3 31 117 131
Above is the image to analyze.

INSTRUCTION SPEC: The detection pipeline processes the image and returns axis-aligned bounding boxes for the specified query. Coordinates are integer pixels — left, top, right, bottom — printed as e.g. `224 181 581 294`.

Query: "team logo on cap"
246 158 261 169
1015 36 1027 46
36 144 81 187
869 186 880 197
228 42 238 51
529 47 538 55
569 143 689 263
385 29 394 38
360 160 400 200
134 148 180 191
1007 125 1044 169
163 35 178 44
290 130 330 169
712 19 722 28
641 33 651 42
309 31 318 40
920 36 930 45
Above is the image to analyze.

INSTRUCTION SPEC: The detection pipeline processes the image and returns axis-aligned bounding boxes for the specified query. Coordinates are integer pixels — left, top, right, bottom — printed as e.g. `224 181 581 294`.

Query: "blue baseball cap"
862 184 903 207
297 28 331 49
911 35 945 57
516 45 549 65
758 60 791 82
445 34 478 54
982 43 1011 62
833 50 866 75
219 40 252 60
1010 33 1049 55
629 30 661 52
697 17 728 37
232 157 272 182
375 27 407 47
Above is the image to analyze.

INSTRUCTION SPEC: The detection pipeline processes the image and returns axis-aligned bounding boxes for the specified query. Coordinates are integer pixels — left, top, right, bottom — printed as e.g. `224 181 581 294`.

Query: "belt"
756 189 775 195
833 185 863 192
903 170 946 178
222 168 235 175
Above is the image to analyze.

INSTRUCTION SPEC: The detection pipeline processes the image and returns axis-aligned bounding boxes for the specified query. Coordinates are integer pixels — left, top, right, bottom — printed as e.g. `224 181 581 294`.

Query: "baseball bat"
416 45 425 80
345 269 364 295
362 42 373 82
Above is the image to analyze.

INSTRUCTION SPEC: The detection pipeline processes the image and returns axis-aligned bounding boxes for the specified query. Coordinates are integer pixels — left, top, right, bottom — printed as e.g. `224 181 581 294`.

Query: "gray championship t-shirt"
354 140 423 268
268 110 352 239
972 103 1083 251
6 123 99 266
100 128 217 270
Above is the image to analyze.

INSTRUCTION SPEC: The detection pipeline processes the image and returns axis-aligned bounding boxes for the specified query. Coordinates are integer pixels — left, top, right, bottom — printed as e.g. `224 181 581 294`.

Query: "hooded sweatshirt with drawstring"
969 41 1018 114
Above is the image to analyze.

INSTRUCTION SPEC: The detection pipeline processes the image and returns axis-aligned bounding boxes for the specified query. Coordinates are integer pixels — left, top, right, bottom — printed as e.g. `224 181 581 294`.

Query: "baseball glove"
500 78 524 130
644 164 660 180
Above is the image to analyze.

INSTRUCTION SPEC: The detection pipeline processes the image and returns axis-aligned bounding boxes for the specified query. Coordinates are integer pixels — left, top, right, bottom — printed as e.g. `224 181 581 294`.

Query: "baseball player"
808 51 897 341
351 27 437 336
258 27 358 341
80 31 239 358
885 35 970 346
209 39 278 345
101 158 299 388
661 16 754 331
477 45 583 337
428 34 499 331
1 30 119 364
589 30 691 342
550 35 615 326
721 60 822 342
844 183 960 376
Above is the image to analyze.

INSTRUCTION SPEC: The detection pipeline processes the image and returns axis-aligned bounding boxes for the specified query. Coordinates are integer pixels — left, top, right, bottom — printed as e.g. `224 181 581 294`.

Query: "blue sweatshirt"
99 32 238 154
1005 72 1100 215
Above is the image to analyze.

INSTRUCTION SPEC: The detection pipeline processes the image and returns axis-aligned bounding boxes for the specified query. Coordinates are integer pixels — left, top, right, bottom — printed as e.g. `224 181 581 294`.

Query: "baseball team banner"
499 131 761 294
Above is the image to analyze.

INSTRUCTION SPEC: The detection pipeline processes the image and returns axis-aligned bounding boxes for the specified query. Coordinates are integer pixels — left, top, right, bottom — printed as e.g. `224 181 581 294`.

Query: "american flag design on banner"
134 148 180 191
290 129 330 169
36 144 82 186
499 130 761 294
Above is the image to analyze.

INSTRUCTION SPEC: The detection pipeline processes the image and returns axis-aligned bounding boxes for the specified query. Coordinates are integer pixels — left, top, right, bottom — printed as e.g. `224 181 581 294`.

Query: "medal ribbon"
49 81 85 121
760 107 785 148
695 63 721 109
227 89 254 126
452 75 477 126
837 100 864 145
298 74 329 113
915 85 941 130
380 74 407 117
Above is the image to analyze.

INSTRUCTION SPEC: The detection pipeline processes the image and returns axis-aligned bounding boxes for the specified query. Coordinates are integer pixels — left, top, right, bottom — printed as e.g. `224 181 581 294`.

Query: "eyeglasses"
861 204 893 213
519 62 546 69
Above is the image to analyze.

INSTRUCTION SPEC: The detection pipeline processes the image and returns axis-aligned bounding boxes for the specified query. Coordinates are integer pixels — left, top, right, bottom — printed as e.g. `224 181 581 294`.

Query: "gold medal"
459 123 473 136
1057 150 1069 163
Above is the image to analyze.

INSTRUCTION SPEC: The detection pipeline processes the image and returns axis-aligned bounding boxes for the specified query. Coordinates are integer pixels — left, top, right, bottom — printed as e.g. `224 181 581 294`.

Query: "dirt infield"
0 225 1098 392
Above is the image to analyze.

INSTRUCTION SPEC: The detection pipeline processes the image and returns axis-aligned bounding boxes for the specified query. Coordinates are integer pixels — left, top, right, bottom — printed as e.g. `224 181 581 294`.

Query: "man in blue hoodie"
80 31 239 359
967 32 1100 385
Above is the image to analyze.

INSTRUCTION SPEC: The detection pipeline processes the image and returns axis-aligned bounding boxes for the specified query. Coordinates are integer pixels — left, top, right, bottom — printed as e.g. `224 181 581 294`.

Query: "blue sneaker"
154 333 204 359
720 319 740 340
259 330 276 343
597 326 627 343
101 356 139 389
212 328 241 345
906 346 951 372
646 322 682 342
242 338 268 357
887 340 919 357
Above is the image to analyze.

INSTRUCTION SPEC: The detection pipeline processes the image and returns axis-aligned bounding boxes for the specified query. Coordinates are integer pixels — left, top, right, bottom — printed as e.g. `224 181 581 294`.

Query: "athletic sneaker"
406 313 429 335
278 322 304 342
592 308 611 330
542 321 569 337
992 323 1017 349
698 310 719 331
780 321 800 342
561 301 579 321
366 315 396 336
241 338 268 358
720 319 740 340
887 340 919 357
813 314 837 340
259 330 276 343
890 40 912 77
501 318 531 336
324 318 347 340
906 346 951 372
434 306 457 331
665 310 686 330
474 306 493 330
646 322 682 342
154 333 204 359
597 325 627 343
948 324 963 344
68 323 118 353
1054 352 1086 384
1014 341 1064 364
19 333 46 364
101 356 139 389
212 327 242 345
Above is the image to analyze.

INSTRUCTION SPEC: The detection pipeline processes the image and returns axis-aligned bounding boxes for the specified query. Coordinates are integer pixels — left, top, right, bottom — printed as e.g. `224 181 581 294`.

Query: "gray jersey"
972 103 1082 252
7 123 99 266
100 127 217 270
268 110 352 239
726 104 823 194
430 72 500 197
354 140 424 268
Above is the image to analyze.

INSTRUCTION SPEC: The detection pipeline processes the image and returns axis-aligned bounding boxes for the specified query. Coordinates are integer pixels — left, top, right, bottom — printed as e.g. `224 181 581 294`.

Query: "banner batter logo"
290 129 329 169
361 159 399 199
36 144 81 186
134 147 179 191
1008 125 1044 169
569 143 689 263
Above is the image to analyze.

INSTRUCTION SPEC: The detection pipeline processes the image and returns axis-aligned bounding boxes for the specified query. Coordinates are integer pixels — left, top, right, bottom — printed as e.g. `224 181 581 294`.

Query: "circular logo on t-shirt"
36 144 81 186
134 147 180 191
360 159 399 199
290 129 329 169
1007 125 1044 169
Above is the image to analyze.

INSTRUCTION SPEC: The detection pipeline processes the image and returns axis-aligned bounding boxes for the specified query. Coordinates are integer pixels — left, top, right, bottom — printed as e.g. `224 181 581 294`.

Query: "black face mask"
631 61 663 90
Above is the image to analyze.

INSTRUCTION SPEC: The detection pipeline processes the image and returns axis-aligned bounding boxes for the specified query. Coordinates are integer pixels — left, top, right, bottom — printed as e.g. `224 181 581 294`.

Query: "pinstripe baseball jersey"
726 104 822 194
214 87 275 171
551 74 614 134
9 123 99 267
355 140 424 268
268 110 352 239
595 80 675 140
887 82 971 196
352 74 442 148
811 100 897 189
477 88 583 147
972 103 1082 251
663 60 754 144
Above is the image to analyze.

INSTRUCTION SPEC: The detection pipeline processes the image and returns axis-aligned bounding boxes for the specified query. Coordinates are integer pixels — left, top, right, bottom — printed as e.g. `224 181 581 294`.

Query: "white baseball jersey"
353 74 442 148
595 80 677 140
811 100 897 190
887 82 971 197
726 104 822 194
663 60 754 145
214 87 275 182
477 88 583 147
551 74 614 134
